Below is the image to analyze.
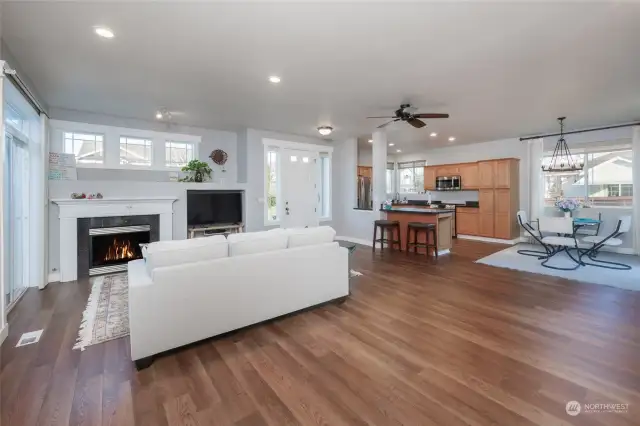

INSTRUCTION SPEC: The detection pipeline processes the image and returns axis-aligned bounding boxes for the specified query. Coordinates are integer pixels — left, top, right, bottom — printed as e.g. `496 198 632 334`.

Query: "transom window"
165 141 195 168
119 136 152 166
63 132 104 164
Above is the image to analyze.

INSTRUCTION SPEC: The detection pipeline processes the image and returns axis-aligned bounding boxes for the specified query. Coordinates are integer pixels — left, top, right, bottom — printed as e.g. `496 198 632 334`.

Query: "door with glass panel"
4 133 30 310
281 149 319 228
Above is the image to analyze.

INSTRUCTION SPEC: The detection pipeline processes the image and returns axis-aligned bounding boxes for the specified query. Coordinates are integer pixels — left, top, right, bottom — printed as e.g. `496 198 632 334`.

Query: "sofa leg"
135 356 154 371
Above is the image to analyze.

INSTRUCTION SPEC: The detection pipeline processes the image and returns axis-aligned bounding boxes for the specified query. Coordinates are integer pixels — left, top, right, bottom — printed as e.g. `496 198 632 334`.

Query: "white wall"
358 145 372 166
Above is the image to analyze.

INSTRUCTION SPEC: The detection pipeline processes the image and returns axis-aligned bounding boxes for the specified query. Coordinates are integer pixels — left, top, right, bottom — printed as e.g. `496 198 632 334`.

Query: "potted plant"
179 160 212 182
554 197 581 217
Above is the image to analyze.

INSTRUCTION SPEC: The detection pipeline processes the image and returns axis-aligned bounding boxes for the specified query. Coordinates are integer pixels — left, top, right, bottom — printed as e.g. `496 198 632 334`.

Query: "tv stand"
188 223 244 239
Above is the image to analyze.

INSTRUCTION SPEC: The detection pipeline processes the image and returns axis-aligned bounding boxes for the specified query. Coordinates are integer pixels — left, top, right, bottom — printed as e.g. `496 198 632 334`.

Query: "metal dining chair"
516 211 549 258
574 209 602 237
579 216 632 270
538 216 583 270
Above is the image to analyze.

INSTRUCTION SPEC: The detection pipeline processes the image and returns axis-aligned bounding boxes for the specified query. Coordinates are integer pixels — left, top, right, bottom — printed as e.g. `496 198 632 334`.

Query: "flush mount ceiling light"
317 126 333 136
448 137 456 142
268 76 281 83
388 143 395 146
542 117 584 173
155 108 172 121
94 26 115 39
396 149 402 153
368 139 373 143
430 132 437 137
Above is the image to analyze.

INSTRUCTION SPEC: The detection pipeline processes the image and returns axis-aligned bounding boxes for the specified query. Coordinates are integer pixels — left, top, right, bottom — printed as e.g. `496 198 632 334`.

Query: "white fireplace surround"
51 196 177 282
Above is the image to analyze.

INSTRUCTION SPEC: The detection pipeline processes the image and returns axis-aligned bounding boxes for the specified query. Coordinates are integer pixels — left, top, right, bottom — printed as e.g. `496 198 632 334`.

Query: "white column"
632 126 640 255
528 138 544 223
59 217 78 282
371 131 388 220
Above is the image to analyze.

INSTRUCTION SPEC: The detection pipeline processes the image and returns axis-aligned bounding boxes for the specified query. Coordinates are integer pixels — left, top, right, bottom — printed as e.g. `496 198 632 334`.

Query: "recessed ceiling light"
396 149 402 153
317 126 333 136
368 139 373 143
94 26 114 39
430 132 437 137
448 137 456 142
268 76 281 83
388 143 395 146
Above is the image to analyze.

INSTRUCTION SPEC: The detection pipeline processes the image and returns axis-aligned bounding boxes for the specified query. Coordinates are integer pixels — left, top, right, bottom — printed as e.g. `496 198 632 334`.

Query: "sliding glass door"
3 132 30 310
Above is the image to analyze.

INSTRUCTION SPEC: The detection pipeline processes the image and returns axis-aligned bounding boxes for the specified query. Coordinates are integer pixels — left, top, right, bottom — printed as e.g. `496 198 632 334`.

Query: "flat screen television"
186 190 243 226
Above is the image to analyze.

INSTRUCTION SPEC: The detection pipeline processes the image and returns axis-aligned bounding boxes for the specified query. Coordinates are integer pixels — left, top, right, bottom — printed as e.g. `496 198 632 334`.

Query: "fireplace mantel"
51 196 177 282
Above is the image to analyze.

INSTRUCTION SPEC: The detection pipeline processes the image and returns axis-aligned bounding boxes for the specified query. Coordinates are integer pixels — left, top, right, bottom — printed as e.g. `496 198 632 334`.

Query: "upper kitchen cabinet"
460 163 479 189
424 166 436 190
477 160 495 188
435 165 460 176
495 158 519 189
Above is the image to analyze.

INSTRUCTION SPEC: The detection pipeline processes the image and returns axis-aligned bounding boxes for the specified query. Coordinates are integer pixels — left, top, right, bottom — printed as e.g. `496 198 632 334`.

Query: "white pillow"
228 232 288 257
145 236 228 273
286 226 336 248
227 229 283 243
146 235 227 254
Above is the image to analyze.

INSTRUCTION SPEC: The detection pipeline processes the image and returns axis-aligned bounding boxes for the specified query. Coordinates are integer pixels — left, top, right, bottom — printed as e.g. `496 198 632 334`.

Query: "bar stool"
372 220 402 252
406 222 438 258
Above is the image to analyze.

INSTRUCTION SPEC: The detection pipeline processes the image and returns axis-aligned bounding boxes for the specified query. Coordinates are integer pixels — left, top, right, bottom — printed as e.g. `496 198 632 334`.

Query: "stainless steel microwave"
435 176 461 191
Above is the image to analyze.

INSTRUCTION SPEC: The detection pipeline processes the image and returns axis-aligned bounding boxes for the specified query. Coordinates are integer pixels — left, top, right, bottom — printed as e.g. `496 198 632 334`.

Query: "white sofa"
128 226 348 368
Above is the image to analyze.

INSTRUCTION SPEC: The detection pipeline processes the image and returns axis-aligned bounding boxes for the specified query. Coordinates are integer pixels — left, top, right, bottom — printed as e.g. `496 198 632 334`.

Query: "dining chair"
538 216 583 270
580 216 632 270
516 211 549 258
574 209 602 236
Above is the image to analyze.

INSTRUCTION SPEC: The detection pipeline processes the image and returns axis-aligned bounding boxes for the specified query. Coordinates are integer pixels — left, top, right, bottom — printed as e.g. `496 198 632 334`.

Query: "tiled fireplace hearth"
52 197 177 282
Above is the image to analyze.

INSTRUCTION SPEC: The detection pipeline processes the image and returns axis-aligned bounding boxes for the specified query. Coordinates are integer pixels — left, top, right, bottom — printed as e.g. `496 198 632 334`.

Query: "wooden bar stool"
372 220 402 252
406 222 438 258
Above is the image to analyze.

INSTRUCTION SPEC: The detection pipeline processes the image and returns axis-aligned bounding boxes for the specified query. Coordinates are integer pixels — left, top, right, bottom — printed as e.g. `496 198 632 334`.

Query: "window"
266 149 279 222
386 162 395 193
543 148 632 207
119 136 152 166
63 132 104 164
398 160 426 193
319 155 331 219
165 141 195 168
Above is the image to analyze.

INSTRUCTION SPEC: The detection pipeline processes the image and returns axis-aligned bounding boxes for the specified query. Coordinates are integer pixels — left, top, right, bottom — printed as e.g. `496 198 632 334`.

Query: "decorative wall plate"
209 149 228 166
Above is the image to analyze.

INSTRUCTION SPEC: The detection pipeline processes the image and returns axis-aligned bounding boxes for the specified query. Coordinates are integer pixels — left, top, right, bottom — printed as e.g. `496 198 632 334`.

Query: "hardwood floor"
1 239 639 426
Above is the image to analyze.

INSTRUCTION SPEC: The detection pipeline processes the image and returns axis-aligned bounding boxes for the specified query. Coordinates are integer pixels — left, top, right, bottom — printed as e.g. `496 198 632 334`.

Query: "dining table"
572 217 602 236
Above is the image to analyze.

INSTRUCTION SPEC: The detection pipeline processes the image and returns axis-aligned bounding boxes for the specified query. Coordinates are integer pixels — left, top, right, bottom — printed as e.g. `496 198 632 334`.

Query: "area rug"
73 273 129 351
476 244 640 291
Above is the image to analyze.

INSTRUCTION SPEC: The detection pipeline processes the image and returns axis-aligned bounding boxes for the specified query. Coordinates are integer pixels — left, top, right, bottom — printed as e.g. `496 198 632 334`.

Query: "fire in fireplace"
89 226 150 275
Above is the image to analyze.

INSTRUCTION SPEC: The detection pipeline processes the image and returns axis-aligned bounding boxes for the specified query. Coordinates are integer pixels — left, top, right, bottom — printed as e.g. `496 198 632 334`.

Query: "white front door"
281 149 318 228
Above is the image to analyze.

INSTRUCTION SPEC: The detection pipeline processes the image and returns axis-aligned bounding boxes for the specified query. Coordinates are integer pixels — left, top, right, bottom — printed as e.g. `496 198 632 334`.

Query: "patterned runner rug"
73 273 129 350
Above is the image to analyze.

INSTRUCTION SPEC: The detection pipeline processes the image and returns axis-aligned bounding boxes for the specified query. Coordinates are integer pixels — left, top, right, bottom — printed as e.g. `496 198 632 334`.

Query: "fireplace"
78 215 160 277
90 227 150 275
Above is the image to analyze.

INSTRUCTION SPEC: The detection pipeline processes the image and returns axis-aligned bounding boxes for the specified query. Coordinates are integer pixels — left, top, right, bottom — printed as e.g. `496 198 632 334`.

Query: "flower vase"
564 211 571 218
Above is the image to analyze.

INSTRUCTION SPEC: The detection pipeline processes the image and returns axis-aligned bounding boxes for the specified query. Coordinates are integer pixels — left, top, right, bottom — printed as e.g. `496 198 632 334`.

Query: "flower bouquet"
554 197 581 217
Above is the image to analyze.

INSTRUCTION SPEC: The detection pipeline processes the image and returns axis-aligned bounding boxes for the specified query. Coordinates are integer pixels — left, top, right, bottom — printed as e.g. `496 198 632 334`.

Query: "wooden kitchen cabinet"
478 214 495 237
456 210 479 235
357 166 372 178
436 165 460 176
495 159 514 188
494 189 511 215
460 163 479 189
424 166 436 190
478 189 494 214
478 161 495 188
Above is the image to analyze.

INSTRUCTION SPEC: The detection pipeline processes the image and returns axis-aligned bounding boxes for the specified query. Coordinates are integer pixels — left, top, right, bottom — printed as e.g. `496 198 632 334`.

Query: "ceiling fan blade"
377 119 399 128
413 113 450 119
407 118 426 128
367 116 396 119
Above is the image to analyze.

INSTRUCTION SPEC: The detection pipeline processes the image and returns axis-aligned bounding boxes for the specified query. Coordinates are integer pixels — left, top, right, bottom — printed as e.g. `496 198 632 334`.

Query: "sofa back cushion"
227 231 288 257
286 226 336 248
146 235 228 273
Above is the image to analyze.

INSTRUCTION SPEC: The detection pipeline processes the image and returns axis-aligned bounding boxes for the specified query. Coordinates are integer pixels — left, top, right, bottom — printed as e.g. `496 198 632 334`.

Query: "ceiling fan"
367 104 449 129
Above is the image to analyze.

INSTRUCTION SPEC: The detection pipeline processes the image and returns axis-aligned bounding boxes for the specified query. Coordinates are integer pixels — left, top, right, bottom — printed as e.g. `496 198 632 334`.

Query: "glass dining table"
572 217 602 236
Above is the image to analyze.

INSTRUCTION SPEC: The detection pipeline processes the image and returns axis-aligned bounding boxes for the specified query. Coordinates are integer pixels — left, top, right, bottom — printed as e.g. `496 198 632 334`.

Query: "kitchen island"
380 207 454 255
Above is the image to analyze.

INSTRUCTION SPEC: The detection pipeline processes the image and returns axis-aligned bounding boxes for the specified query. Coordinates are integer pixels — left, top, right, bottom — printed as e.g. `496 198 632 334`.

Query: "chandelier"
542 117 584 173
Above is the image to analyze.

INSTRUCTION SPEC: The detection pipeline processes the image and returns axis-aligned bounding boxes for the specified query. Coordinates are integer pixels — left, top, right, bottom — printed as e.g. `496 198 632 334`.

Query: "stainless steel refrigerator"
357 176 372 209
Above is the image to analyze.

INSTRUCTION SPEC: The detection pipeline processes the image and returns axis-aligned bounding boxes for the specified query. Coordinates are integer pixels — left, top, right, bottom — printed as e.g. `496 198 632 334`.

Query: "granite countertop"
381 207 455 214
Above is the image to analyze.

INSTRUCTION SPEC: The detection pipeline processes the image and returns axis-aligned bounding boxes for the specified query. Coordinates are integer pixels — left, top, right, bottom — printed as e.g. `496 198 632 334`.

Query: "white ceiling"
3 2 640 153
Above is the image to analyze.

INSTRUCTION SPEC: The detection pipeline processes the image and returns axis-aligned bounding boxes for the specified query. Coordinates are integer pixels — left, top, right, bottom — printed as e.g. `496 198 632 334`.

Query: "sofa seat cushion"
146 235 228 273
286 226 336 248
228 231 288 257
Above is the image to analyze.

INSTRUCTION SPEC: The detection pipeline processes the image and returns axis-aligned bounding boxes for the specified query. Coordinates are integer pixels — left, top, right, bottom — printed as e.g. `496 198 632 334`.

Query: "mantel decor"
542 117 584 173
179 160 212 182
209 149 228 172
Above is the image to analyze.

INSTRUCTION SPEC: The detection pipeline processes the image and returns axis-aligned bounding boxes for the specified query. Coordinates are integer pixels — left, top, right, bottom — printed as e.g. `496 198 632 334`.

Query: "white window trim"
397 160 426 194
262 138 333 226
49 119 201 171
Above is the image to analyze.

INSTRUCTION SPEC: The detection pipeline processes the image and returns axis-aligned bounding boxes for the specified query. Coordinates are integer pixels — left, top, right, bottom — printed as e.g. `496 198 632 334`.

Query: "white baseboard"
48 272 61 283
457 234 520 245
0 323 8 347
335 236 373 247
